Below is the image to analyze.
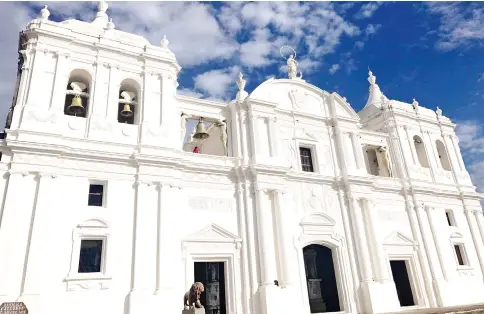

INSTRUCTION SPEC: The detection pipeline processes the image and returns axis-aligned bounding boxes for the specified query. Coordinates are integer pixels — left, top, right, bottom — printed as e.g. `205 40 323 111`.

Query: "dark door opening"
303 244 341 313
390 260 415 307
194 262 226 314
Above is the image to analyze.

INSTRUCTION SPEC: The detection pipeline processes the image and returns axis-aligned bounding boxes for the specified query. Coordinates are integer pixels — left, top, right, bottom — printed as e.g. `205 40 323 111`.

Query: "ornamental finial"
161 35 169 48
236 72 246 92
98 1 108 13
40 5 50 20
368 68 376 85
436 106 442 117
106 18 115 30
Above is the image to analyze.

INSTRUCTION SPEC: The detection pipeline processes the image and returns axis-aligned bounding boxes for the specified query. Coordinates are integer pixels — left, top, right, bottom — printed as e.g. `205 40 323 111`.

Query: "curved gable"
247 78 359 120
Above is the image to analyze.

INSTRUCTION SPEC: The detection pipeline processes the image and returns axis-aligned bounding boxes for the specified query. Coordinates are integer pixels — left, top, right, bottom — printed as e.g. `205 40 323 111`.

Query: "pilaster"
49 52 70 112
0 171 34 297
18 173 57 312
362 199 389 282
349 197 373 282
273 189 295 287
464 206 484 282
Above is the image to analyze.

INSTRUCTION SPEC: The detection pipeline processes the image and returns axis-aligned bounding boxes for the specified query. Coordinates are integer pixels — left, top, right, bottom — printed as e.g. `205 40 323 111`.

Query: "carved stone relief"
27 110 58 124
188 197 233 212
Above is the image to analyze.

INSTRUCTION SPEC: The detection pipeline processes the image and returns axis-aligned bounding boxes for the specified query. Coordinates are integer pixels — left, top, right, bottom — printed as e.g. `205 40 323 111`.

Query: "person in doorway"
193 146 200 153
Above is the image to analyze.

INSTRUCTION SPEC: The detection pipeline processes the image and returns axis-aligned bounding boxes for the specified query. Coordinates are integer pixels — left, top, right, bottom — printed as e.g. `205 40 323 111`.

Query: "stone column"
350 132 364 169
128 180 156 314
268 116 278 158
49 52 70 112
362 199 389 282
106 65 120 121
404 126 418 165
273 189 295 286
424 206 447 280
450 135 465 171
464 207 484 280
0 171 33 297
155 183 168 294
349 197 373 282
474 210 484 243
20 173 57 296
255 188 277 285
254 187 279 314
414 204 443 306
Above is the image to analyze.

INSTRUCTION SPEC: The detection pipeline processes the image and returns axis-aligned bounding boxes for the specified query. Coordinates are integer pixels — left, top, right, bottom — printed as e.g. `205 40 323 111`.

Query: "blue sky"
1 1 484 191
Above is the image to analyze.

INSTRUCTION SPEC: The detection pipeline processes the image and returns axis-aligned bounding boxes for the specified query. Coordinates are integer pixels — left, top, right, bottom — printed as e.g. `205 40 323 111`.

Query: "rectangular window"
454 244 466 266
299 147 314 172
88 184 104 207
78 239 103 273
445 210 456 226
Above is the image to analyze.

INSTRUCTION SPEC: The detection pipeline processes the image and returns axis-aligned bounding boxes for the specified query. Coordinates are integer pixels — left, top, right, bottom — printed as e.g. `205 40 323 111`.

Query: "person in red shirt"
193 146 200 153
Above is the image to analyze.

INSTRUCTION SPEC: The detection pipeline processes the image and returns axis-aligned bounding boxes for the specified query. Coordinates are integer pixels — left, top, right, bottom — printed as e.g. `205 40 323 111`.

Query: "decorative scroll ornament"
280 45 302 79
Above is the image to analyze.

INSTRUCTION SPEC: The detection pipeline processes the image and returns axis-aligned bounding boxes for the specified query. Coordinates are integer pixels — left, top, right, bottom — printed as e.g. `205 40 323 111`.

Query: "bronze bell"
193 118 209 140
120 103 133 118
67 95 85 116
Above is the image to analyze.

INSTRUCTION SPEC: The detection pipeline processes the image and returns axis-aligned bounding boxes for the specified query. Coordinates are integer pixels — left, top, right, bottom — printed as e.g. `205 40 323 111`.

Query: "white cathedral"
1 2 484 314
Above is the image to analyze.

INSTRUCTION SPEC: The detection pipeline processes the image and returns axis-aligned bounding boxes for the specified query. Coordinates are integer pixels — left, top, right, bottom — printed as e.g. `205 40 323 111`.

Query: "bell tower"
6 2 181 149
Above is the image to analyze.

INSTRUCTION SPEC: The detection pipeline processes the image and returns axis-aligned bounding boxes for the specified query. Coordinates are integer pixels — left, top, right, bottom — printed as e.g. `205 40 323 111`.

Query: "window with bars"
299 147 314 172
88 183 105 207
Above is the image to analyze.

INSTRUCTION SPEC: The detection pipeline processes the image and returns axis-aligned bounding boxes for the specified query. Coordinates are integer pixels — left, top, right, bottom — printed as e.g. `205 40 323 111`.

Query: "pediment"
184 224 242 243
383 232 415 246
301 212 336 227
450 231 464 239
77 218 108 229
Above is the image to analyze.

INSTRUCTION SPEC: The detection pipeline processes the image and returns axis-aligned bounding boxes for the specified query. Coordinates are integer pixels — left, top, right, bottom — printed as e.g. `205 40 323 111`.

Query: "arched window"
413 135 429 168
436 140 451 171
117 79 139 125
64 69 91 118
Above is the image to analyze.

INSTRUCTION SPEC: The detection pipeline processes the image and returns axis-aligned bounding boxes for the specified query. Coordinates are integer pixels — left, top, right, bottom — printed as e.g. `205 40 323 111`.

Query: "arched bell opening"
182 115 229 157
117 79 140 125
303 244 341 313
64 69 91 118
413 135 429 168
435 139 451 171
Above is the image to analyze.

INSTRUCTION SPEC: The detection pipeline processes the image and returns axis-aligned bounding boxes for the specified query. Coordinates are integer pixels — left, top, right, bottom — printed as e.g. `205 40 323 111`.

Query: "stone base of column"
127 289 157 314
359 281 400 314
154 288 177 314
257 284 282 314
16 294 43 314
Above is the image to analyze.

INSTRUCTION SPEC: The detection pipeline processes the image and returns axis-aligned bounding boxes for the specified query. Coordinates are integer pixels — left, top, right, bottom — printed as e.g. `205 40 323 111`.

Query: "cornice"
176 95 227 109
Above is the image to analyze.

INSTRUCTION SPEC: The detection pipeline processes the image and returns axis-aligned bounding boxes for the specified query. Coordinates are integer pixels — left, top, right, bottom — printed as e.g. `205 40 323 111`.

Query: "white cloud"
193 66 240 100
355 2 382 19
365 24 382 36
177 88 203 99
329 64 340 75
455 120 484 192
426 2 484 51
355 41 365 50
478 73 484 83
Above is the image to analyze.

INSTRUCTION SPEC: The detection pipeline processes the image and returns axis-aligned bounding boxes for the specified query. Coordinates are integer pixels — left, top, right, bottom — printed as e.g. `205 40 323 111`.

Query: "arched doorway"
303 244 340 313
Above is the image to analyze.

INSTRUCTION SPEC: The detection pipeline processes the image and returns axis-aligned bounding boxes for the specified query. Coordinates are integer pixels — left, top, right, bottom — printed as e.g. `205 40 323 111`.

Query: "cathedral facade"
1 3 484 314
